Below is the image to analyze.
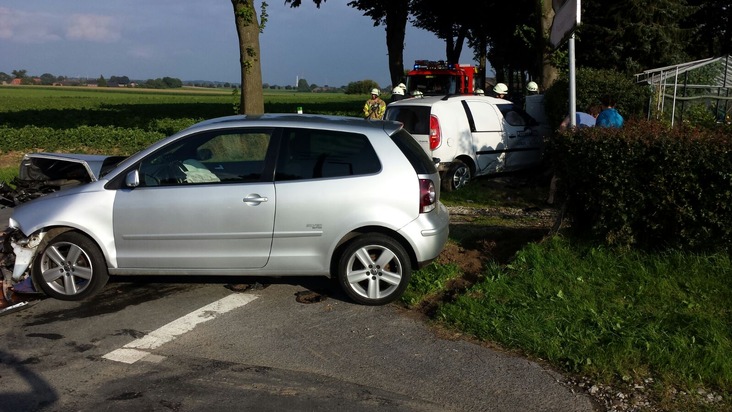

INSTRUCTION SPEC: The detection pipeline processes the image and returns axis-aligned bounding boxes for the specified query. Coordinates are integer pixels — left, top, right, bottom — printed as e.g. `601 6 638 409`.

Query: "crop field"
0 86 365 118
0 86 366 166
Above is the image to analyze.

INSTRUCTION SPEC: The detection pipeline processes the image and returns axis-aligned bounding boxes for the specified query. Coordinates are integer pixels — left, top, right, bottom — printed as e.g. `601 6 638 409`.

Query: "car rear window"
276 128 381 181
389 129 437 175
384 106 431 135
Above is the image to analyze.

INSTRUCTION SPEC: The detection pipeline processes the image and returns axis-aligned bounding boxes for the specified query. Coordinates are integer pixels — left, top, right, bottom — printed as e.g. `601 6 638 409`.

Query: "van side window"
276 129 381 181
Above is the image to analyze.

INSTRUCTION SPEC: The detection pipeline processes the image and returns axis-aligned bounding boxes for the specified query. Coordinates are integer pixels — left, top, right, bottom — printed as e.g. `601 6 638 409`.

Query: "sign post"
550 0 581 127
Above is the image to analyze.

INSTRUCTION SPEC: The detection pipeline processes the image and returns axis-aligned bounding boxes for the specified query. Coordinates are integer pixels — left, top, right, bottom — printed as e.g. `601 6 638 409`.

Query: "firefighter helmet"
474 88 485 96
397 83 406 90
493 83 508 95
392 86 404 95
412 90 423 98
370 88 380 95
527 81 539 92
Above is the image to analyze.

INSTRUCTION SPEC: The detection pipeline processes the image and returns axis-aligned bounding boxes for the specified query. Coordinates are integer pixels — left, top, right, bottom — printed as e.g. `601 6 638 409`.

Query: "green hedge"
549 120 732 251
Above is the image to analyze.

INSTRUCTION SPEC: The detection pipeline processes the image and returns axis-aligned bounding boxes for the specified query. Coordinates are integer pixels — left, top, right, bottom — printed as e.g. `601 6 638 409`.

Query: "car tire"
31 231 109 301
337 234 411 306
442 160 470 191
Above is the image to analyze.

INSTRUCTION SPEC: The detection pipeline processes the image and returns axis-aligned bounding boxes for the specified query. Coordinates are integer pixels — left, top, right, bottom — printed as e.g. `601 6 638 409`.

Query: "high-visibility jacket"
363 97 386 120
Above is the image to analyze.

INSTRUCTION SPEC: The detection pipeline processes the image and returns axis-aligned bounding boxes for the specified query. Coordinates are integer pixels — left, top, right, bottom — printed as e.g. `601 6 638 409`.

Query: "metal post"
569 34 576 127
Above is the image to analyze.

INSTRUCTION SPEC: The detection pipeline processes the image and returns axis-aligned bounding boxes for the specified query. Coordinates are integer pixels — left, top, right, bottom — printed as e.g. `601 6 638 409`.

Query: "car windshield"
407 75 458 95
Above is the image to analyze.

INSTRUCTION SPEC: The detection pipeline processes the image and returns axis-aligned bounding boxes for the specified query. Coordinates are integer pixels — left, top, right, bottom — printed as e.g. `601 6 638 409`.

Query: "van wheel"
31 232 109 301
443 160 470 191
337 234 411 305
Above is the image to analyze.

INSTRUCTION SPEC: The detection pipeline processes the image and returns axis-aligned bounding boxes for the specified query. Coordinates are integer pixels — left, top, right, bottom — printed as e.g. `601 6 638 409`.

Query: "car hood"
0 153 127 208
18 152 127 182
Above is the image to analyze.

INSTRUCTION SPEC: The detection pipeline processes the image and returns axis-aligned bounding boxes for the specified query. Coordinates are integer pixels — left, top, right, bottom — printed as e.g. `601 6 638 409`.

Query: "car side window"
504 111 526 126
497 104 536 127
276 128 380 181
138 129 273 186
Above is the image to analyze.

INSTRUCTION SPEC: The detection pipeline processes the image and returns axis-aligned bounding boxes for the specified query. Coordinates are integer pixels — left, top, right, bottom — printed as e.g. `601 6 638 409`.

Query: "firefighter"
491 83 509 99
390 86 405 103
363 88 386 119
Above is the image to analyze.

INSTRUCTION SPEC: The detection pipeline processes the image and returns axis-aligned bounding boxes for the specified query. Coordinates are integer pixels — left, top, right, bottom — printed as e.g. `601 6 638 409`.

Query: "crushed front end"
0 226 46 311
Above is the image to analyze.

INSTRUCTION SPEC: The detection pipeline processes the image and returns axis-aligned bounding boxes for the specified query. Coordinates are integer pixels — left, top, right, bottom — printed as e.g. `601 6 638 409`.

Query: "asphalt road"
0 206 597 411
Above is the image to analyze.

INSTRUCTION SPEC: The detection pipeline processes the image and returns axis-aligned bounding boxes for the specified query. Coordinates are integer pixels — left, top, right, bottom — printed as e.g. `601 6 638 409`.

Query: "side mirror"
125 170 140 188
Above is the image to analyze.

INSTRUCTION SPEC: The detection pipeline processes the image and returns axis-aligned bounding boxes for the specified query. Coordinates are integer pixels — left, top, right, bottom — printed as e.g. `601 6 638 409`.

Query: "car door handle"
243 194 268 204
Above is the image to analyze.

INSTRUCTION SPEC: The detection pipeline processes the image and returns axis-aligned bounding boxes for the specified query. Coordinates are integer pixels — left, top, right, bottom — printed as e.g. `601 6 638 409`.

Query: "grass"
404 176 732 410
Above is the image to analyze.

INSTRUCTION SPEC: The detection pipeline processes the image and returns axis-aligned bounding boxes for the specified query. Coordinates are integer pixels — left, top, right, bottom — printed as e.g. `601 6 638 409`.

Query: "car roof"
387 95 511 107
184 114 404 135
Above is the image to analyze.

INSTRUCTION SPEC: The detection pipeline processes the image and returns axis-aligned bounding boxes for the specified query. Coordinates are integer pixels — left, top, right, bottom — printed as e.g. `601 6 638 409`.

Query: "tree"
577 0 693 73
684 0 732 57
40 73 57 85
97 75 108 87
11 70 27 79
285 0 409 88
539 0 559 90
348 0 410 88
297 78 310 92
110 75 131 85
232 0 266 114
345 79 380 94
410 0 468 64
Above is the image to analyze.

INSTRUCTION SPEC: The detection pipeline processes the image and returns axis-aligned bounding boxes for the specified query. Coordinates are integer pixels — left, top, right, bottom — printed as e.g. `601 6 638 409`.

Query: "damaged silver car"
0 114 449 306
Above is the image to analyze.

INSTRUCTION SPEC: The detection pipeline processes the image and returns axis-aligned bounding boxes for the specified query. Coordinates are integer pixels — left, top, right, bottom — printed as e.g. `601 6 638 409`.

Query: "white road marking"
103 293 258 364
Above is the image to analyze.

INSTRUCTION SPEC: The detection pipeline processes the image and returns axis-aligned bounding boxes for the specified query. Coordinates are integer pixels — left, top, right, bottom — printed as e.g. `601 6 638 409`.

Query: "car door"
462 99 505 175
495 104 544 171
112 128 277 271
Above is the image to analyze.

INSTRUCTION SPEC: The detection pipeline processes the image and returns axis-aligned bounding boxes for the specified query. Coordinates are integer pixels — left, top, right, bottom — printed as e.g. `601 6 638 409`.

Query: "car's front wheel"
337 234 411 305
443 160 471 191
31 231 109 301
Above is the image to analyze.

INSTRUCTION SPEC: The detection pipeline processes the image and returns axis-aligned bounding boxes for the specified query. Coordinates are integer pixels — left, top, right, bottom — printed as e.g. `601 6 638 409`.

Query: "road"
0 207 597 411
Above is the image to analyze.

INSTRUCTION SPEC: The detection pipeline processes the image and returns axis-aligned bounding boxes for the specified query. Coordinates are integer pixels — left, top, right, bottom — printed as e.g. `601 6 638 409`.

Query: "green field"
0 85 366 129
0 85 368 166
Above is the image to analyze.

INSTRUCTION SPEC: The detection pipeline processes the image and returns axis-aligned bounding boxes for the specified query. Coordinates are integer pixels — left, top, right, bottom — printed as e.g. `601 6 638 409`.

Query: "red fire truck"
405 60 476 96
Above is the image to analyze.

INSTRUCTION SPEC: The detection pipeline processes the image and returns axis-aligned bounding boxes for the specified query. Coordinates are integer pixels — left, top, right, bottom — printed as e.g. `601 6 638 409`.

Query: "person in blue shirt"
596 95 624 127
559 104 602 130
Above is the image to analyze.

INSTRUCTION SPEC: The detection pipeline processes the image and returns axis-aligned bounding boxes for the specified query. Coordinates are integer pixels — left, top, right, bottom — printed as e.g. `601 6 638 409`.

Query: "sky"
0 1 466 88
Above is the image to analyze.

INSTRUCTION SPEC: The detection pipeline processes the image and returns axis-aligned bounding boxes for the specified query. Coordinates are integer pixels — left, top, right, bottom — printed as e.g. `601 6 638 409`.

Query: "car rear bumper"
400 202 450 267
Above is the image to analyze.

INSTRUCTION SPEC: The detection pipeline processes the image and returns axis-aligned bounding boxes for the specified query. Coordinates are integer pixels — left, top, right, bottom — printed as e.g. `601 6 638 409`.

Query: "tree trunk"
232 0 264 115
540 0 559 90
476 37 488 90
445 26 468 64
384 0 409 87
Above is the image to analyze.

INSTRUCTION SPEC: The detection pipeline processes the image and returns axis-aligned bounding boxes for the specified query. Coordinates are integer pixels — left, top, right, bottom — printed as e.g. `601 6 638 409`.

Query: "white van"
385 95 548 191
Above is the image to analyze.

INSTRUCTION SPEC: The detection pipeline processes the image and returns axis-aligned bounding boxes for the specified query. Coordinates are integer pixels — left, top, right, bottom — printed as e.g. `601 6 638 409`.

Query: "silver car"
2 115 449 305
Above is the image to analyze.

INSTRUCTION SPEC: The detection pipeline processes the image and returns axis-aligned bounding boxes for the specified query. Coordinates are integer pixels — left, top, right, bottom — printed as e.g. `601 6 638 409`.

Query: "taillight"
429 115 441 151
419 178 437 213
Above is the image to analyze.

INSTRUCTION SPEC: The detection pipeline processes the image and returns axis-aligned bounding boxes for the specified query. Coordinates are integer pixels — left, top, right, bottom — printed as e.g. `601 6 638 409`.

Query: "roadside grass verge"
405 175 732 410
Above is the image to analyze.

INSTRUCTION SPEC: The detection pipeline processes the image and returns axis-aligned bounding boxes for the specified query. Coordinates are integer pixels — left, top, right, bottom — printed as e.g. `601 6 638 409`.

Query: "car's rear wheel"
31 231 109 301
443 160 470 191
337 234 411 305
